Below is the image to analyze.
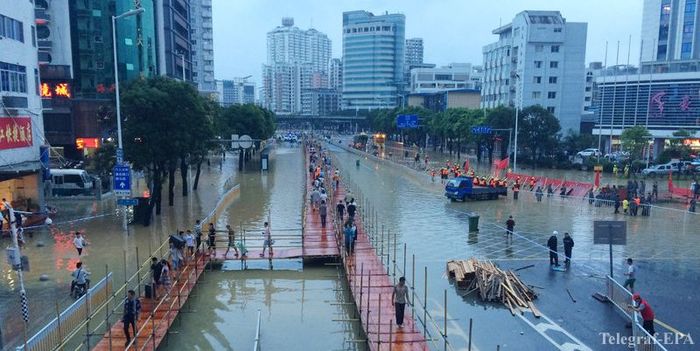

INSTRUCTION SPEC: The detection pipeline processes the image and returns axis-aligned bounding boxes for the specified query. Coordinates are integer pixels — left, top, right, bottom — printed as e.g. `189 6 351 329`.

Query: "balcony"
38 39 52 49
35 9 51 24
202 11 212 18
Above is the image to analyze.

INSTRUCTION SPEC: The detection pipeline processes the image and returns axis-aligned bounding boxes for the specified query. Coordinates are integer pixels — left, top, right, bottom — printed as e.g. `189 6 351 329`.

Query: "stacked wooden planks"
446 258 541 318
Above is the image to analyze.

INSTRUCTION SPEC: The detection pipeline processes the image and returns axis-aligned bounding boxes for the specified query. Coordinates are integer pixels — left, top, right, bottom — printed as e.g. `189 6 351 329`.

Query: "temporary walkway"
333 184 429 351
91 253 209 351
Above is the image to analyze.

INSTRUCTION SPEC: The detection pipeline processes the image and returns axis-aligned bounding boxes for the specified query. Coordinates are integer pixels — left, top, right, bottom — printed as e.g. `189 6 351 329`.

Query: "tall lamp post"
513 73 520 172
112 7 144 230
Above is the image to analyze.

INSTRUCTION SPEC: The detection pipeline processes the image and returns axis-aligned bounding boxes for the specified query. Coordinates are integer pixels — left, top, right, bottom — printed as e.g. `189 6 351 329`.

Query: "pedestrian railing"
253 308 262 351
17 273 113 351
606 276 669 351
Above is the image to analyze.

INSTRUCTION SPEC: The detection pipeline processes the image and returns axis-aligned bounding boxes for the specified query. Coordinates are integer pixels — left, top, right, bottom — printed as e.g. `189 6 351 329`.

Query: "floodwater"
328 141 700 350
162 145 365 350
0 145 364 350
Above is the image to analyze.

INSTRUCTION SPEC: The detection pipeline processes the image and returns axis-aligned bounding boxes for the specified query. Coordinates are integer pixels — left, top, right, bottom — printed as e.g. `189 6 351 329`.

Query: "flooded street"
329 142 700 350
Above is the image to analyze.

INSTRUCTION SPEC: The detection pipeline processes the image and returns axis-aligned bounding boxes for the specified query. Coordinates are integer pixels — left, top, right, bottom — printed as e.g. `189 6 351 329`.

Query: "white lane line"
517 309 592 351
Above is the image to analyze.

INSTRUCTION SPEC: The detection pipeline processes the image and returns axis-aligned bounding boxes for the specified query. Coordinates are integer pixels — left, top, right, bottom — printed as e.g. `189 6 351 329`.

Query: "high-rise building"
641 0 700 61
261 18 331 115
342 10 405 110
330 58 343 91
155 0 192 81
216 78 256 106
190 0 215 95
481 11 587 133
405 38 424 67
0 0 47 206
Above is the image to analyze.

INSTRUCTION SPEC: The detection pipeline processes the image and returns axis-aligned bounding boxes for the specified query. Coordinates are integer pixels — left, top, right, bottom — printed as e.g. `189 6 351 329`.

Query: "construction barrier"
606 276 668 351
505 172 594 197
17 273 113 351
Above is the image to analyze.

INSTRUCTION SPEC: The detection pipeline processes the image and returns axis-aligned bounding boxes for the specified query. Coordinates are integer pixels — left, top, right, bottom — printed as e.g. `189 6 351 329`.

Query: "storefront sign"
76 137 99 150
40 82 72 98
0 117 33 150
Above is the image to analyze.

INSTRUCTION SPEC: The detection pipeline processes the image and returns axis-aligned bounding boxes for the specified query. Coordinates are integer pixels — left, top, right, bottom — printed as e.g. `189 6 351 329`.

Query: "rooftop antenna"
310 18 313 28
499 17 502 27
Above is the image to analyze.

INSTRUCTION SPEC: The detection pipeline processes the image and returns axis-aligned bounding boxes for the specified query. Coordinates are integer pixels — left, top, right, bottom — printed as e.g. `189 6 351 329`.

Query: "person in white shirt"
184 230 195 257
73 232 88 256
260 222 273 257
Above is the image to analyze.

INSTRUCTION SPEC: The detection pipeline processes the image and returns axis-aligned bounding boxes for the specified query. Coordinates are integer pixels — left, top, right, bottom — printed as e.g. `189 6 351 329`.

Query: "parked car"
641 161 692 177
50 169 94 196
604 151 630 162
576 148 602 157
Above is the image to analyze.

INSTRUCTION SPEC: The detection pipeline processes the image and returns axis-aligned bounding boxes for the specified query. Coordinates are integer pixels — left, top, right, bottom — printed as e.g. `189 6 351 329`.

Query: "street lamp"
112 7 144 230
112 7 144 154
513 73 520 172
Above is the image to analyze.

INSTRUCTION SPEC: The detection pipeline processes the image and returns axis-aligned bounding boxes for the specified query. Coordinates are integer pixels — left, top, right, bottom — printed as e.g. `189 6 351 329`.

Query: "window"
31 26 36 47
532 91 541 99
551 45 560 53
534 60 543 68
549 76 558 84
585 86 592 92
585 96 591 101
547 106 556 113
435 74 451 81
550 61 559 68
0 62 28 93
535 45 543 52
533 76 542 84
548 92 557 99
554 28 562 32
0 15 24 42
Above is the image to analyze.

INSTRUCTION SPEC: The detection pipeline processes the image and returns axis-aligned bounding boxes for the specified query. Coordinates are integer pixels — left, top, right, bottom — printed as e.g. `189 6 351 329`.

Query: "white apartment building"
0 0 46 206
410 63 481 93
481 11 587 133
405 38 423 67
190 0 215 95
262 18 331 114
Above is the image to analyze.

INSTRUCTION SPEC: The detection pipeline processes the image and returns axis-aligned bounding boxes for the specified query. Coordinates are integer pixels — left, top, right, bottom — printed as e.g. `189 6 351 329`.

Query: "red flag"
463 159 470 172
594 172 601 189
494 157 509 170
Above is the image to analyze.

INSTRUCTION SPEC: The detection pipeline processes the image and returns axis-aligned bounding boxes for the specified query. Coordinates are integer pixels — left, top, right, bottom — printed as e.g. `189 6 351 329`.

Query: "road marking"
428 299 481 351
517 309 592 351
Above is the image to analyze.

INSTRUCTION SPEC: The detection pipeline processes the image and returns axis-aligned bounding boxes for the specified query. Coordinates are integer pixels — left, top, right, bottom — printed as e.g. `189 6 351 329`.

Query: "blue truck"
444 176 507 201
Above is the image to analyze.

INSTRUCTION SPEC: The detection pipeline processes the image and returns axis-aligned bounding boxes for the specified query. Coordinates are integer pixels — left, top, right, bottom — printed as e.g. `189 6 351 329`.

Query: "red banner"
0 117 33 150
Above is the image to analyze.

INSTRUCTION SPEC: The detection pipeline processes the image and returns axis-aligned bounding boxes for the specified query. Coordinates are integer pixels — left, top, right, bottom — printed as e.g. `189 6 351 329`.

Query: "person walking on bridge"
505 216 515 239
336 200 345 221
392 277 410 328
225 224 239 257
319 200 328 227
261 222 273 257
122 290 141 347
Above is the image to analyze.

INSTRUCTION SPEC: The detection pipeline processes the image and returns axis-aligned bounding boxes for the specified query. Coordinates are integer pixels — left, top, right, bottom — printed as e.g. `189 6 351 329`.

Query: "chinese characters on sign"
0 117 32 150
76 138 99 150
40 82 72 98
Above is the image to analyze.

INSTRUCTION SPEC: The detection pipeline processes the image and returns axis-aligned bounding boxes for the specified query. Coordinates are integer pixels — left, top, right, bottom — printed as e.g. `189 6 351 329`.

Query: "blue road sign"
117 198 139 206
471 126 493 134
396 114 419 129
113 165 131 196
116 148 124 164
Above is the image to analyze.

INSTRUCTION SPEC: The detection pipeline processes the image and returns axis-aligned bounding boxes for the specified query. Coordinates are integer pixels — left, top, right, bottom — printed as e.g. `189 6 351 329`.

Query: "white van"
50 169 94 196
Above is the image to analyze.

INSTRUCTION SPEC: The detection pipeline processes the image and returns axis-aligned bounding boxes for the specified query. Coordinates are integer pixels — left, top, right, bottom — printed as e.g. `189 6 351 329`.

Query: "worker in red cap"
629 293 655 335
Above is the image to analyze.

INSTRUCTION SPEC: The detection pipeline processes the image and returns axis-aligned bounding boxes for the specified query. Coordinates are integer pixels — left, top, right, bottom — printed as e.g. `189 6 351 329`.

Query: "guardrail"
17 273 113 351
253 309 262 351
606 276 668 351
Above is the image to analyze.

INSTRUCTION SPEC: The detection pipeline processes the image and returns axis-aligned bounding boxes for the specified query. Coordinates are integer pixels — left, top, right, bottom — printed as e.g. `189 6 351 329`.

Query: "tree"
562 131 596 156
122 77 214 215
620 126 652 161
215 103 276 171
517 105 561 163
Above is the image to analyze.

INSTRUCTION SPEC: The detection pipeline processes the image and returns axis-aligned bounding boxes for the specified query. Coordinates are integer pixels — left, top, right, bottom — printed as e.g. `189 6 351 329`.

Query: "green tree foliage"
122 77 214 215
620 126 652 161
517 105 561 162
562 131 596 156
216 104 276 140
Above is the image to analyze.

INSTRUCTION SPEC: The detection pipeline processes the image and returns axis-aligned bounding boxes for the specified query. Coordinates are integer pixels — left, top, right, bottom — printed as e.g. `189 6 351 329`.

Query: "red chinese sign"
0 117 33 150
76 137 99 150
40 82 72 98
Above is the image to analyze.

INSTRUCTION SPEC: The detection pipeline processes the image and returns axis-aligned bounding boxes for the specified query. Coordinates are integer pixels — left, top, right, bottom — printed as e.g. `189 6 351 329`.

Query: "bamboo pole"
423 266 428 337
377 293 382 350
468 318 473 351
444 289 448 351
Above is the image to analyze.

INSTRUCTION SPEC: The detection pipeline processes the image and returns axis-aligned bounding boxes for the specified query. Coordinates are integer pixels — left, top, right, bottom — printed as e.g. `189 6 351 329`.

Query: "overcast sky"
212 0 643 84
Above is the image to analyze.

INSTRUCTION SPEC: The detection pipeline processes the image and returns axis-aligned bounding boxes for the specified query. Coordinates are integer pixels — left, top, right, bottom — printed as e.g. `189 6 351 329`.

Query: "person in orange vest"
480 177 487 186
529 177 536 190
629 293 655 335
489 178 496 187
472 176 479 185
513 181 521 199
440 168 449 184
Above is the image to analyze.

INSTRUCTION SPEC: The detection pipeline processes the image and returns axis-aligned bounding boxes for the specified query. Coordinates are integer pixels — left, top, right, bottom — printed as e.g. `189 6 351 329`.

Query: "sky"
212 0 643 85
